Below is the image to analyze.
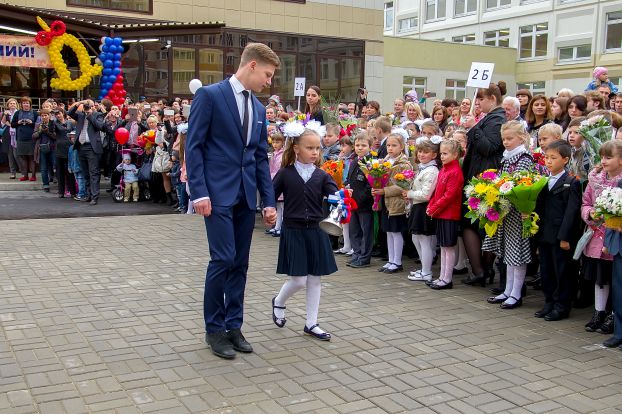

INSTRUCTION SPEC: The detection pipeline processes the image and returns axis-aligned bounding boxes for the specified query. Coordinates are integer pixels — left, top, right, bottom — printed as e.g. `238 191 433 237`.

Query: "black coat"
462 106 505 181
535 171 582 245
67 106 105 154
346 158 374 213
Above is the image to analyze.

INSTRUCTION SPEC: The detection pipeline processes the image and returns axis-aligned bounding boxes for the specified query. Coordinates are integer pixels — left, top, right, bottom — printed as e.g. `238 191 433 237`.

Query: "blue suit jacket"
186 79 275 210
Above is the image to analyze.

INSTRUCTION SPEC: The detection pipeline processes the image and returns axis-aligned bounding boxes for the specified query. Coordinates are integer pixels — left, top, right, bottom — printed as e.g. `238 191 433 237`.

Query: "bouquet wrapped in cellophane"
359 157 393 211
464 169 511 237
594 187 622 229
497 170 548 238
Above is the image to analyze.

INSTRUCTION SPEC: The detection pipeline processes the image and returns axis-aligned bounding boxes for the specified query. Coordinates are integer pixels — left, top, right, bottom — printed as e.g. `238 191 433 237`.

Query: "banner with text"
0 35 52 68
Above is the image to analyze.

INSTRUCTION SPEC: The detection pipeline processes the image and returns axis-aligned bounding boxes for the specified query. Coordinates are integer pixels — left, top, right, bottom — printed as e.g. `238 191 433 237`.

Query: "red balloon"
115 127 129 145
113 83 123 91
117 75 124 83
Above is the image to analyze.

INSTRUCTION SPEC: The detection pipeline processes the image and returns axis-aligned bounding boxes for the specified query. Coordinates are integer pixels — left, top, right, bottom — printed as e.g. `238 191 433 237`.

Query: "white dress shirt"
548 170 565 190
229 75 253 146
295 160 316 183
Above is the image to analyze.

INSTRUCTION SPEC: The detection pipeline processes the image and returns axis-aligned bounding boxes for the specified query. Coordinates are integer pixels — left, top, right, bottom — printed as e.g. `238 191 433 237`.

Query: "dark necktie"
242 90 249 145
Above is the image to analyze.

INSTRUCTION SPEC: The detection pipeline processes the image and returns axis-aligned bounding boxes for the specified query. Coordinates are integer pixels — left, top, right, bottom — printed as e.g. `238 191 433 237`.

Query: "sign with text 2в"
294 77 306 97
467 62 495 89
0 35 52 68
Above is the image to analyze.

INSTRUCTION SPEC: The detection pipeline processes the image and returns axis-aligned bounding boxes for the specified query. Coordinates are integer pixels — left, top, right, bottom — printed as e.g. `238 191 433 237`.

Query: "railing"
0 95 48 110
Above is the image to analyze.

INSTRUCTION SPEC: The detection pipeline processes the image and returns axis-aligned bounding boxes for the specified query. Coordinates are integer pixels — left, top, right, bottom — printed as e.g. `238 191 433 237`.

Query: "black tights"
463 227 496 276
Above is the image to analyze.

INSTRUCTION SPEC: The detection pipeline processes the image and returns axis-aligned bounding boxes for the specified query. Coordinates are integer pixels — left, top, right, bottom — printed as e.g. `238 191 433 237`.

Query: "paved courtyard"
1 214 621 414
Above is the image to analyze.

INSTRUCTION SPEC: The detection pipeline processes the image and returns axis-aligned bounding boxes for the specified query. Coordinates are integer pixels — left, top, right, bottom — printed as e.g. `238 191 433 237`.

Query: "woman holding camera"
11 97 38 181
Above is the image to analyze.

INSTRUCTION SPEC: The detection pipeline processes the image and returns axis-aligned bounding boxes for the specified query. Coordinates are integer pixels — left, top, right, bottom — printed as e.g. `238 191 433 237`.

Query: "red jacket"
427 159 464 220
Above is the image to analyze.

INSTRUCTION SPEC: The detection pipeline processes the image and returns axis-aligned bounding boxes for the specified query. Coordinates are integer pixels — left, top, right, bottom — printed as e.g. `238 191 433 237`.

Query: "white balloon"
189 79 203 95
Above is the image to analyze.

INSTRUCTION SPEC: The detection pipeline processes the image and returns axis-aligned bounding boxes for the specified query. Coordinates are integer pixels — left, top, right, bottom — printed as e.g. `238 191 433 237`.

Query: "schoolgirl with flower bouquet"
372 133 413 274
484 121 537 309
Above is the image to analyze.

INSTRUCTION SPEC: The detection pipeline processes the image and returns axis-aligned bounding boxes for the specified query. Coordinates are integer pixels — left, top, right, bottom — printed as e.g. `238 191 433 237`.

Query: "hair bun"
497 81 507 96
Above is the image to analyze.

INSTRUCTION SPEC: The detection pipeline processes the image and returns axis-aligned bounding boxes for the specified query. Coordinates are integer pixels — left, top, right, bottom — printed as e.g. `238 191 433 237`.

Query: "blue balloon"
103 59 113 68
102 68 112 76
101 46 109 54
114 53 122 61
113 61 121 68
112 68 121 76
99 53 106 61
113 37 122 46
109 45 118 54
105 52 114 61
104 37 113 45
104 82 113 90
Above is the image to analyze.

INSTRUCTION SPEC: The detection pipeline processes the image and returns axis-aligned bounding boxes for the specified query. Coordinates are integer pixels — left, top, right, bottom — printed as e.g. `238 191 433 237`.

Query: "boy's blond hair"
538 123 563 140
240 43 280 67
374 116 392 134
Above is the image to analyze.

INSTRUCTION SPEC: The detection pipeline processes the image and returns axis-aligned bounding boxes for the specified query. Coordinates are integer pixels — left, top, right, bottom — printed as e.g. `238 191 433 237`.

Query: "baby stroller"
112 147 152 202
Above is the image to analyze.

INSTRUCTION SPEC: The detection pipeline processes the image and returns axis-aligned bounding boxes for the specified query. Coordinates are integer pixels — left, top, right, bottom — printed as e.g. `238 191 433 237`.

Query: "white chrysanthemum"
464 184 475 196
305 120 326 138
477 202 490 215
177 122 188 135
283 121 305 138
499 181 514 195
391 127 409 142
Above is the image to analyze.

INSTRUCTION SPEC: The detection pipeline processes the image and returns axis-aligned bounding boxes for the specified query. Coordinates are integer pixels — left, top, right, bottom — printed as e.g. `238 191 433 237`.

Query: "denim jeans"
39 149 55 188
75 171 87 198
176 183 188 210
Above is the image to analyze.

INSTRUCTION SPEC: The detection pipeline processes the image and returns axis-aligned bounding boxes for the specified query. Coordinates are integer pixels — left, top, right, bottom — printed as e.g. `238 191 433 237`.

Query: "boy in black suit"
535 140 582 321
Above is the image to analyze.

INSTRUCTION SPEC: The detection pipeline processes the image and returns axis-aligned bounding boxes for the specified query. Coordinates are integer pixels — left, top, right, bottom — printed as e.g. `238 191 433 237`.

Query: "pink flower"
486 208 500 222
481 171 497 181
468 197 480 210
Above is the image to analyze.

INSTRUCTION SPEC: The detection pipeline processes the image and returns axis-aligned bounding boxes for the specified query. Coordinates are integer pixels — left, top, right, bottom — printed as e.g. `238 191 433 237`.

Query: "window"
606 11 622 51
517 81 546 95
426 0 446 21
558 44 591 62
486 0 511 10
519 23 548 59
455 0 477 16
520 0 547 4
445 79 466 100
384 2 394 30
173 47 196 95
67 0 151 13
402 76 427 99
398 17 418 32
610 77 621 91
484 29 510 47
452 34 476 44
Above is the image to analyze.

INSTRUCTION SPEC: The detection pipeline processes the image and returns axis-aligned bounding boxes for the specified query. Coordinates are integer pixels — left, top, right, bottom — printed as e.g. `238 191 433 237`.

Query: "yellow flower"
395 173 404 180
474 183 488 194
371 151 378 156
372 162 379 169
484 190 499 205
383 161 392 168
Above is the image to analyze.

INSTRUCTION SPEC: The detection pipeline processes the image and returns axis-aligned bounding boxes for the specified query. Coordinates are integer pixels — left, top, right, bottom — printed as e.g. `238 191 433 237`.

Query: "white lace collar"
294 160 316 183
502 145 527 162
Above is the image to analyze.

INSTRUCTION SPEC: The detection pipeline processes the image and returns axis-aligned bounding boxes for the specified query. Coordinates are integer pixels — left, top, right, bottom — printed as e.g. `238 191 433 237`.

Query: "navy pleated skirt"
276 224 338 276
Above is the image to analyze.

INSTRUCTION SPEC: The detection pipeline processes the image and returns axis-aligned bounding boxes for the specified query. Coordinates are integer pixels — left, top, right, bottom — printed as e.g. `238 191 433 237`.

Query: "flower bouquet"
594 187 622 229
498 170 548 238
359 157 393 211
579 115 612 164
393 169 415 190
464 169 511 237
320 160 344 189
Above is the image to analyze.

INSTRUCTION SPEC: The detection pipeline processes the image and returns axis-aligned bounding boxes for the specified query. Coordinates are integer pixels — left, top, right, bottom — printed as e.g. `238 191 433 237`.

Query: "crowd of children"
264 71 622 349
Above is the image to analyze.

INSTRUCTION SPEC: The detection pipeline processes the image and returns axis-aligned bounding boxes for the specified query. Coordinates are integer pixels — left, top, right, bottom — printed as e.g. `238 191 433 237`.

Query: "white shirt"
295 160 316 183
229 75 253 146
548 170 565 190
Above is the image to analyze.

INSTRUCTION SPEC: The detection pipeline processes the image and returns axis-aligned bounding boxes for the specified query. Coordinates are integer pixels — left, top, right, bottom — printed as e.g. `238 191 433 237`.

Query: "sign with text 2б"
467 62 495 89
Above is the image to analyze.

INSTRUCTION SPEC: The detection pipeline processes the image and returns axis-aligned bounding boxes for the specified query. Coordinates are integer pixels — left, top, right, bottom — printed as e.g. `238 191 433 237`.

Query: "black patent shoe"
597 313 614 334
544 309 569 321
489 286 504 295
205 331 236 359
272 297 286 328
534 304 554 318
585 310 607 332
304 324 331 341
487 294 508 304
500 296 523 309
463 273 486 287
429 280 453 290
227 329 253 353
384 265 403 274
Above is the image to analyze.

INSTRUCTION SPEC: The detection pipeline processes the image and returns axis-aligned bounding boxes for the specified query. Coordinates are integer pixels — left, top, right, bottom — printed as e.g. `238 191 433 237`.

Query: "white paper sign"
294 77 306 97
467 62 495 88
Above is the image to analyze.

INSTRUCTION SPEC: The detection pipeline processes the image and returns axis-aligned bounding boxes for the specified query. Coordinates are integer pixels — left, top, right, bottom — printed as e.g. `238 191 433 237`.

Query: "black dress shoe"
489 286 504 295
500 296 522 309
487 294 508 304
463 273 486 287
544 309 569 321
429 281 453 290
603 336 622 348
597 313 614 334
304 324 331 341
534 304 554 318
349 261 370 268
272 296 286 328
453 267 468 275
227 329 253 353
205 331 235 359
585 310 607 332
383 265 403 274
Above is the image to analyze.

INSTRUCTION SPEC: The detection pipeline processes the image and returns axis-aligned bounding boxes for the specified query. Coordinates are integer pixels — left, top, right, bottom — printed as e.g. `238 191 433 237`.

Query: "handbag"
573 227 594 261
138 160 153 181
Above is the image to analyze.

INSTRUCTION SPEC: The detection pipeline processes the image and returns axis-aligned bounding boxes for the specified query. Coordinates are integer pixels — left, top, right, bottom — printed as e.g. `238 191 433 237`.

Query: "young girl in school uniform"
373 133 413 274
271 128 339 341
406 137 440 282
484 121 536 308
268 132 285 237
426 139 464 289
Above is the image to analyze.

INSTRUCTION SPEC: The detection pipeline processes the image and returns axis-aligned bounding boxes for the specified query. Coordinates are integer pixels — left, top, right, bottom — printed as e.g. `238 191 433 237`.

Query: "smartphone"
128 107 138 119
164 109 175 116
427 91 437 97
182 104 191 118
144 104 151 109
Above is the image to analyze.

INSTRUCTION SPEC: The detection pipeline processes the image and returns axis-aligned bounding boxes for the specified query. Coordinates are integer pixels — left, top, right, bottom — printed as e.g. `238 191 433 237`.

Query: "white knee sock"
595 285 610 312
498 264 515 300
412 234 422 262
454 237 468 270
342 223 351 251
306 276 323 332
413 235 434 274
509 264 526 300
392 232 404 266
274 276 307 319
386 232 395 265
442 246 456 282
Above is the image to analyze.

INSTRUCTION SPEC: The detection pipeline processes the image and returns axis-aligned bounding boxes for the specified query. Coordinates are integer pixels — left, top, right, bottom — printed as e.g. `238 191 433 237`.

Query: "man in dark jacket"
68 100 105 205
